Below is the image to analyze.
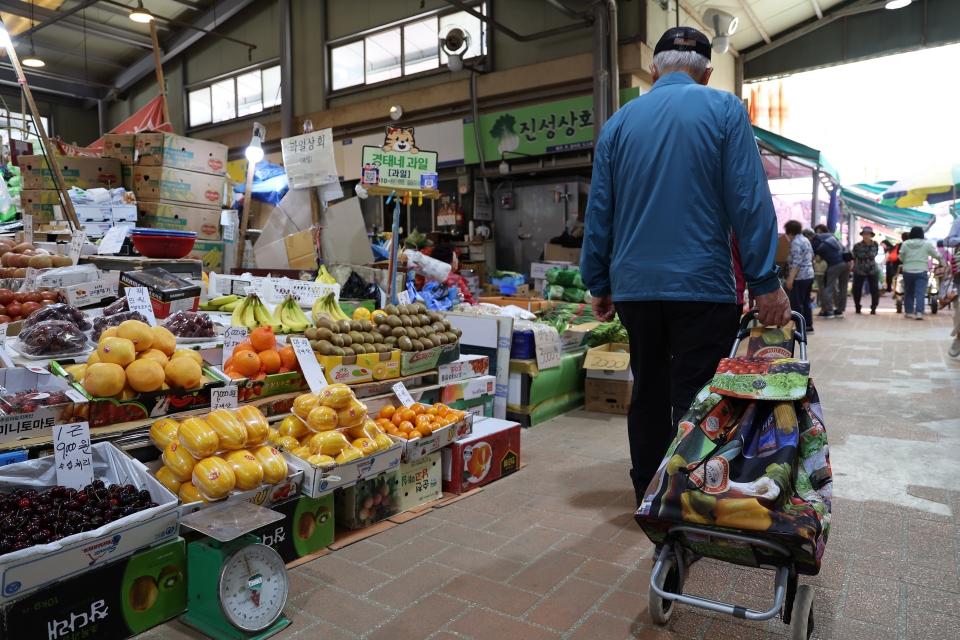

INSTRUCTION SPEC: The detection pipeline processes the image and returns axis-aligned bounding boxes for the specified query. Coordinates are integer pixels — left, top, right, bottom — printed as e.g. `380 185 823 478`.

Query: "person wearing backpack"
810 227 846 319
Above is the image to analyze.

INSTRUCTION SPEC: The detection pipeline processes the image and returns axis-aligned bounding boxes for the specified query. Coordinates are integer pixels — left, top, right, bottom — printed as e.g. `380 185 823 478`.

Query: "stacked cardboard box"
18 155 122 191
132 133 228 269
582 343 632 414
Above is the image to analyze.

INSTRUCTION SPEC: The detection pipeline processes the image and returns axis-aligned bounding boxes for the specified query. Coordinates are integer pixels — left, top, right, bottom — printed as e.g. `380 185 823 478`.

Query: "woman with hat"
851 226 880 314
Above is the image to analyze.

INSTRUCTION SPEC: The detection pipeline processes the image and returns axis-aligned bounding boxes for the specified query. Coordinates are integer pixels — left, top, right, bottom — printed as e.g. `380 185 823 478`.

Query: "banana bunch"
231 293 283 332
199 294 241 312
316 264 337 285
201 246 222 270
312 292 350 325
272 295 313 333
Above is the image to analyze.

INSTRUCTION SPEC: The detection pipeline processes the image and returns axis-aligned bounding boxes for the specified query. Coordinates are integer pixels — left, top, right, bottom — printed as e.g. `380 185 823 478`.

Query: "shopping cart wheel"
788 584 815 640
896 300 903 313
648 555 679 625
931 299 938 314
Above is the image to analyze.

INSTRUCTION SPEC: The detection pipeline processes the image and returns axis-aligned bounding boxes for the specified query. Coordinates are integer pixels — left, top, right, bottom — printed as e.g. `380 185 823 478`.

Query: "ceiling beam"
810 0 824 20
10 0 102 41
737 0 771 44
677 0 740 56
0 1 154 49
28 39 128 68
68 0 173 32
108 0 258 95
743 0 880 62
0 66 100 99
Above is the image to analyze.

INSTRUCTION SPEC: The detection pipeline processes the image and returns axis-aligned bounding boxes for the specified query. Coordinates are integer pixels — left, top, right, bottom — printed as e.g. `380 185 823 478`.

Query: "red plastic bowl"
131 235 196 259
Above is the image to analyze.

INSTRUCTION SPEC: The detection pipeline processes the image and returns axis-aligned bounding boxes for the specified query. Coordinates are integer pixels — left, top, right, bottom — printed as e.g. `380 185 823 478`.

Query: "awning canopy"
753 126 840 183
840 183 937 231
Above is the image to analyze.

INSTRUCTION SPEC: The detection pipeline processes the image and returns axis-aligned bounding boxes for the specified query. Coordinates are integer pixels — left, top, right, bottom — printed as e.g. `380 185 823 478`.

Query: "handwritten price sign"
290 337 328 392
54 422 93 490
531 324 561 371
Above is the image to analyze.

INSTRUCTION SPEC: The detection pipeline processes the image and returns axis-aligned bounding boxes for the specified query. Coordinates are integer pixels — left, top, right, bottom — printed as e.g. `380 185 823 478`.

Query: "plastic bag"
93 310 148 341
103 297 128 316
17 320 88 356
162 310 215 338
21 303 91 332
545 284 565 300
562 287 585 303
341 272 369 299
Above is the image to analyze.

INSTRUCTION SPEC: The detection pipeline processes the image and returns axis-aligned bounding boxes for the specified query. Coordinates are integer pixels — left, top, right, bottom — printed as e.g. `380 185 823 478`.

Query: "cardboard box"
189 240 224 271
399 342 460 377
582 343 632 381
137 201 222 241
318 349 400 386
333 471 400 530
389 414 473 463
529 261 579 280
459 260 487 285
284 229 318 270
0 538 187 639
19 190 63 222
0 443 179 603
103 133 137 164
59 276 120 308
437 354 490 385
394 452 442 512
477 296 551 312
283 441 403 498
119 268 201 319
18 156 122 190
136 132 228 176
446 393 494 418
482 283 530 297
440 375 496 404
133 167 225 209
210 366 308 401
0 368 88 444
440 417 521 495
249 494 334 563
544 244 581 263
121 165 134 191
49 361 223 427
584 377 632 414
560 322 597 353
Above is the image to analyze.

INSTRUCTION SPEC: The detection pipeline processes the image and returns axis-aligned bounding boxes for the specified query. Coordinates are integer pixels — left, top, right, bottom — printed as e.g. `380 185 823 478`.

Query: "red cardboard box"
440 417 520 494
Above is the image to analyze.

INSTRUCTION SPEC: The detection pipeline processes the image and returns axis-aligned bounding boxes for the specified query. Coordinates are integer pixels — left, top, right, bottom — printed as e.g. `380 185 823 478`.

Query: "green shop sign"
463 88 641 164
361 126 439 193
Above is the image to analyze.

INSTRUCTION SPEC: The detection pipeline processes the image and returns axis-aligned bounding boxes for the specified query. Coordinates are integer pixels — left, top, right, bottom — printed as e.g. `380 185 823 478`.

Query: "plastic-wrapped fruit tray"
8 338 94 361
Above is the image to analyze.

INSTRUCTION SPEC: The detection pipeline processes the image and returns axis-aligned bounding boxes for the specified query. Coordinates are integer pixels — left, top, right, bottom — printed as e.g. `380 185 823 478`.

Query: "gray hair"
801 228 815 238
652 50 710 80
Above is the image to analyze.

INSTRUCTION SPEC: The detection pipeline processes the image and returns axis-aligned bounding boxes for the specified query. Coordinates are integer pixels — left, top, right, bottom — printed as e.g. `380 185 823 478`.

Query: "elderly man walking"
580 27 790 506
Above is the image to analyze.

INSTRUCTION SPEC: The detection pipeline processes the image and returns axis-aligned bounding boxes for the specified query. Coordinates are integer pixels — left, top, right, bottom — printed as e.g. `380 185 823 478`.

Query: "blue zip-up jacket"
580 72 780 302
810 233 844 267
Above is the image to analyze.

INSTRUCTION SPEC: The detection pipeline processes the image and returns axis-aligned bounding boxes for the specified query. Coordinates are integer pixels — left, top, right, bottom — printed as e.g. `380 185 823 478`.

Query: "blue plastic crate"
511 331 535 360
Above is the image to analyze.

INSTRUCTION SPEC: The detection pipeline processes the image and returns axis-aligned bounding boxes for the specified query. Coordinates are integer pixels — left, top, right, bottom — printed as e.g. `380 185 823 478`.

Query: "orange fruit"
223 356 234 371
426 407 439 416
125 359 166 393
117 320 154 352
83 363 126 398
165 358 203 389
399 421 414 434
97 337 136 367
227 371 247 380
434 403 449 416
251 372 266 381
278 366 291 373
400 408 416 422
250 327 276 352
233 341 256 357
391 411 404 427
171 349 203 366
379 405 396 419
150 326 177 357
233 351 261 377
410 403 426 414
418 422 433 436
408 430 423 439
393 432 409 440
278 345 297 369
415 414 432 428
259 350 281 374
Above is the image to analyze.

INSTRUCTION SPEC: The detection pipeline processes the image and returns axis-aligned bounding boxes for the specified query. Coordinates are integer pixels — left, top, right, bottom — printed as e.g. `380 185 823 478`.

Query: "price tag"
0 323 8 350
126 287 157 326
98 226 127 255
290 337 328 392
53 422 93 490
19 267 38 293
23 215 33 245
211 386 239 410
397 290 411 306
532 324 561 371
222 326 248 367
392 381 416 407
68 230 87 266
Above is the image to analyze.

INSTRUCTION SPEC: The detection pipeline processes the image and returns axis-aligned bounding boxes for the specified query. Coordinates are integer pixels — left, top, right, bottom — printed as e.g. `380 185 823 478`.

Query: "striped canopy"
841 184 937 231
880 164 960 208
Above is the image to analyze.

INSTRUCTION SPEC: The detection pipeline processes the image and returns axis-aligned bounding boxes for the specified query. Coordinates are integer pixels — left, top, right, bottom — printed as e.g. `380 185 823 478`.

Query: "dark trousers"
788 278 814 330
853 273 879 311
886 262 899 291
615 301 740 502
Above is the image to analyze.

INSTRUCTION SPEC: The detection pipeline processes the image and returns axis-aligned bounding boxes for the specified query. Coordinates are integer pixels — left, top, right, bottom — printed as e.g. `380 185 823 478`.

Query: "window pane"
237 70 263 117
404 17 438 75
440 4 485 64
365 28 402 84
211 79 236 123
263 66 281 108
189 88 212 127
331 41 364 91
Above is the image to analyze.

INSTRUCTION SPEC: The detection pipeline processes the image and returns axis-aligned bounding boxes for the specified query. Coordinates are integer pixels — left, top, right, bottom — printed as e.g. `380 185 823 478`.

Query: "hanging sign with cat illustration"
361 126 439 192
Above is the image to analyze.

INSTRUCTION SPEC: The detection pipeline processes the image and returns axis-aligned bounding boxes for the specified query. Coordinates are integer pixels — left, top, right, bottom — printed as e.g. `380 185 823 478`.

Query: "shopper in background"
851 226 880 315
899 227 942 320
881 239 897 294
581 27 789 506
812 253 827 310
810 225 846 319
942 216 960 356
936 240 955 281
428 244 476 305
783 221 815 333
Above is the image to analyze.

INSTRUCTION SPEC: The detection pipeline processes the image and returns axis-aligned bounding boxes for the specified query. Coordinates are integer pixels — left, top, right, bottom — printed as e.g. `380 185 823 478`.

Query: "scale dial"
217 543 289 632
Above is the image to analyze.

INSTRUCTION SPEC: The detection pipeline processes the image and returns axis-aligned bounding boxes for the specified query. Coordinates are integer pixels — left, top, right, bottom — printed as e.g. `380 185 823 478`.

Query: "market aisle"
144 305 960 640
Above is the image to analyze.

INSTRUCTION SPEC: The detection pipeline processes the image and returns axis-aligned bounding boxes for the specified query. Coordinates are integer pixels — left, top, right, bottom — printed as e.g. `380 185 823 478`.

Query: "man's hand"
785 278 794 291
755 287 791 326
592 293 616 322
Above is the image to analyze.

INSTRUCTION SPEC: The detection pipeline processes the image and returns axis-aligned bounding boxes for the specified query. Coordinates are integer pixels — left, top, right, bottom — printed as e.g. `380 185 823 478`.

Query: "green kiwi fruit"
391 326 407 338
418 314 432 326
348 330 364 344
330 334 344 347
400 315 412 327
386 315 402 328
333 346 345 357
415 301 427 313
372 332 383 344
371 312 388 325
442 319 452 331
384 304 399 316
316 327 333 341
409 314 421 327
347 320 360 332
398 336 413 351
410 339 425 352
337 319 351 333
360 332 374 344
423 325 435 335
445 331 459 344
317 317 335 330
317 340 335 355
378 324 392 336
431 322 445 333
384 336 398 346
452 327 462 338
426 311 440 322
405 327 418 339
436 332 449 344
363 343 377 354
374 343 388 353
359 319 374 333
304 327 317 340
415 327 427 339
339 332 353 347
396 304 408 316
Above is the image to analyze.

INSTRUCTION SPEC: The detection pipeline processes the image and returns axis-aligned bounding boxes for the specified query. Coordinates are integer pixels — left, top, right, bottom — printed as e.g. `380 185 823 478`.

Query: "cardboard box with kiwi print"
247 494 335 563
0 537 187 639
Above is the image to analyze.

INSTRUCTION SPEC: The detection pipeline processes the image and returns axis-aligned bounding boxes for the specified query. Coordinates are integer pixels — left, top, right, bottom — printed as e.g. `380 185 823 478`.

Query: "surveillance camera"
448 54 464 72
443 28 467 54
703 8 739 36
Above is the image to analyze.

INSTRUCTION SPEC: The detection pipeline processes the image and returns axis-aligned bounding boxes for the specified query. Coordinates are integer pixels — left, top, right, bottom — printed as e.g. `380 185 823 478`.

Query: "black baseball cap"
654 27 712 61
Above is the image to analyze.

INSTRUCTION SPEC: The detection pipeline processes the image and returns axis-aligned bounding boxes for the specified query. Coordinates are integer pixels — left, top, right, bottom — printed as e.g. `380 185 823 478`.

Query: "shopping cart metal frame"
646 310 816 640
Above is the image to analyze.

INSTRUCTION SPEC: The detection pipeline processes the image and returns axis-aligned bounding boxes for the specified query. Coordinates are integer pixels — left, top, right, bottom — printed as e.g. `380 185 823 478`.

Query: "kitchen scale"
178 501 291 640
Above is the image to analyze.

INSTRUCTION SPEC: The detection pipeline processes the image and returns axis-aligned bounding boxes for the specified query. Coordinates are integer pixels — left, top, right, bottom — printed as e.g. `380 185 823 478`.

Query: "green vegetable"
562 287 585 302
545 284 565 300
587 314 629 347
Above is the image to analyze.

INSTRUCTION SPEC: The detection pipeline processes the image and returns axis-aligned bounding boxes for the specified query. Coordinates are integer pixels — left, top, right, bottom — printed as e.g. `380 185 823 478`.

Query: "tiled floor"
145 301 960 640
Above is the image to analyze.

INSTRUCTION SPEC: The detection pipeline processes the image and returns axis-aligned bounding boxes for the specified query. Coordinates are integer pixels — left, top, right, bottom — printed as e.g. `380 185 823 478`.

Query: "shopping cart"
893 265 939 314
643 310 825 640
